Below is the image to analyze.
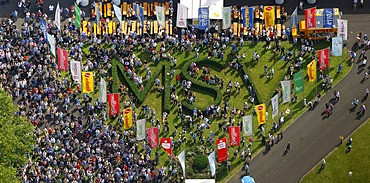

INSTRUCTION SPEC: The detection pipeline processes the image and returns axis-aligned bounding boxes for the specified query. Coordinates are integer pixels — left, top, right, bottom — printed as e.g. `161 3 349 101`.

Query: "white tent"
185 179 216 183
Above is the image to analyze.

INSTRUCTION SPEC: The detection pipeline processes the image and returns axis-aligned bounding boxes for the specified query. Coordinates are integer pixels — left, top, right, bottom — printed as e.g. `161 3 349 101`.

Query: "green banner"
294 72 304 94
74 3 81 28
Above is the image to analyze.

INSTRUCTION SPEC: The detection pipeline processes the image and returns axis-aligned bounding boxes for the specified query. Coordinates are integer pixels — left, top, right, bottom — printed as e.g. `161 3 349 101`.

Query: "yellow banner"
255 104 266 126
82 72 94 93
264 6 275 28
123 107 133 129
307 60 317 82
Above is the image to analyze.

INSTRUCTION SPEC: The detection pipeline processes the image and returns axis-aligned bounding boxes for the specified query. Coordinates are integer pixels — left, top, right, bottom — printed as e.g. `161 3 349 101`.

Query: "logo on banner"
258 105 265 123
217 140 226 149
110 94 117 115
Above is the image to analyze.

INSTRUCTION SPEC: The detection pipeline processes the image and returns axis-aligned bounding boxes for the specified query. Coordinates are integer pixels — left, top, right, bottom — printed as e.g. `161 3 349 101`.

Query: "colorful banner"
123 107 133 130
305 7 316 29
242 115 253 136
161 138 172 157
176 3 188 28
156 6 166 28
281 80 291 104
248 7 254 29
307 60 317 82
222 7 231 29
55 2 61 30
70 60 81 84
47 33 56 57
82 72 94 93
271 94 279 119
178 150 186 177
293 72 304 94
318 48 330 70
136 118 146 140
255 104 266 126
134 4 144 24
290 7 298 29
99 77 107 103
113 4 122 25
241 7 246 28
57 48 68 71
228 126 240 146
216 138 227 163
332 36 343 56
264 6 275 28
40 19 47 40
198 7 209 30
147 127 159 148
337 19 348 41
208 151 216 177
74 3 81 28
107 93 120 116
323 8 334 28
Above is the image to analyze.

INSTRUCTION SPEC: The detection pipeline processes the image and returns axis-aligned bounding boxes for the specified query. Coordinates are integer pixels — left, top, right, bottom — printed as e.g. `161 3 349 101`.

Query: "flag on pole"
307 60 317 82
70 60 81 83
74 3 81 28
161 138 172 157
337 19 348 41
134 4 144 25
147 127 159 148
136 118 146 140
47 33 56 57
99 77 107 103
242 115 253 136
156 6 165 28
332 37 343 56
290 7 298 29
216 138 227 163
198 7 209 30
113 4 122 25
178 150 186 177
228 126 240 146
95 2 101 26
241 7 246 27
264 6 275 28
293 72 304 94
318 48 330 70
82 72 94 93
304 7 316 29
323 8 334 28
55 2 61 30
281 80 291 104
222 7 231 29
255 104 266 126
271 94 279 119
208 151 216 177
123 107 133 129
57 48 68 71
176 3 188 28
248 7 254 28
107 93 120 116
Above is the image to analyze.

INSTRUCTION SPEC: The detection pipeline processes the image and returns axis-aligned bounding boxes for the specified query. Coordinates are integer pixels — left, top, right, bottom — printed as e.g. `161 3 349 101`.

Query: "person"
299 1 304 10
321 159 326 169
340 135 344 144
285 142 291 151
337 63 343 74
360 104 366 115
353 98 359 107
365 88 369 99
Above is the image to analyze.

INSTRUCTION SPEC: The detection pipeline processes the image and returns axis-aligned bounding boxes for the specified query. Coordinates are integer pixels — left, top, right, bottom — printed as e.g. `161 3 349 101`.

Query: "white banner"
99 77 107 103
156 6 166 28
47 33 56 57
70 60 82 84
242 115 253 136
281 80 291 104
222 7 231 29
113 4 122 25
177 3 188 28
136 118 146 140
55 3 61 30
181 0 223 19
337 19 348 41
271 94 279 119
208 151 216 177
178 150 186 177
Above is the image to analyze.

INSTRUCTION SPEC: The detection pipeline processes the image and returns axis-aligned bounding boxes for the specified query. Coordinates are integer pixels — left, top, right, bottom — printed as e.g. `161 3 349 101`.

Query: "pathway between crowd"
228 14 370 183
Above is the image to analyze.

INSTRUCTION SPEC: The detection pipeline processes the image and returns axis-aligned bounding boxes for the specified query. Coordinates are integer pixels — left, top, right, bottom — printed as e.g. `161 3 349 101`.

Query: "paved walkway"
228 14 370 183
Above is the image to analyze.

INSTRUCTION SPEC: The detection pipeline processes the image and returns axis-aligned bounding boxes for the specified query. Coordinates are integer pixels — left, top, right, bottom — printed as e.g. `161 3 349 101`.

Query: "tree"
0 90 35 182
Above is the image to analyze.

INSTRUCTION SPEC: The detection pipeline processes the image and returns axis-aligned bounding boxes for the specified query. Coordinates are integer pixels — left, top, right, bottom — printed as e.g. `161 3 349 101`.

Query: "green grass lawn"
79 40 351 182
301 120 370 183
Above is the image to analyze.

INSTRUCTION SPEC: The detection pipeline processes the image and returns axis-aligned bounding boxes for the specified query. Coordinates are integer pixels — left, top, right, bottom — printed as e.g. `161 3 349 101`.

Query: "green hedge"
193 154 209 172
162 64 171 113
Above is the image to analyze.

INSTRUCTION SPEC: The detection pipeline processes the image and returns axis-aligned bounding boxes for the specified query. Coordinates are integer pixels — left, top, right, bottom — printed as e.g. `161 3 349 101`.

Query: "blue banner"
134 4 144 24
332 36 343 56
248 7 254 28
198 7 209 30
40 19 48 43
290 7 298 29
323 8 334 28
241 7 246 27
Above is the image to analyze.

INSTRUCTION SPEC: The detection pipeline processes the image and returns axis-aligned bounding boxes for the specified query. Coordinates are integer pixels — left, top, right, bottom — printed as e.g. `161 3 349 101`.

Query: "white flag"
70 60 82 84
99 77 107 103
337 19 348 41
156 6 165 28
281 80 291 104
95 2 101 26
176 3 188 28
55 2 61 30
113 4 122 25
47 33 56 57
271 94 279 119
242 115 253 136
208 151 216 177
178 150 186 177
222 7 231 29
136 118 146 140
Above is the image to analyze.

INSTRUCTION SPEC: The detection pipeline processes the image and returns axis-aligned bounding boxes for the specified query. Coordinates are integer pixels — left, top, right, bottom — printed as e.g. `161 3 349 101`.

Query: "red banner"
147 127 159 148
160 138 172 157
305 7 316 29
57 48 68 71
318 48 329 70
216 138 228 163
228 126 241 146
107 93 120 116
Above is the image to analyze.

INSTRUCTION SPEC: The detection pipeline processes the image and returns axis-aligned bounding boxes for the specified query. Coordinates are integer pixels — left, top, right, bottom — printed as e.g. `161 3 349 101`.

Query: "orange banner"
307 60 317 82
123 107 133 129
255 104 266 126
264 6 275 28
82 72 94 93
